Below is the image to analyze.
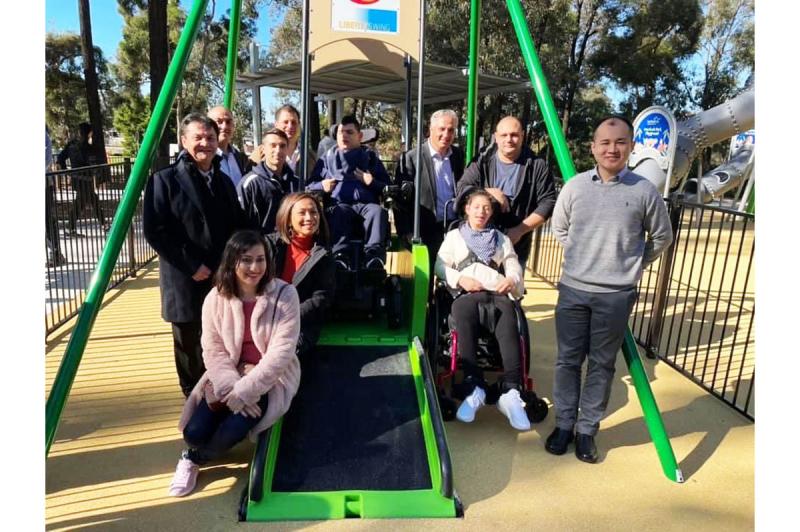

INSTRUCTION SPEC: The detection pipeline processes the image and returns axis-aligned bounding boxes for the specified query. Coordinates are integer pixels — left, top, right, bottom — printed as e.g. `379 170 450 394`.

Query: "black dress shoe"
575 433 598 463
545 427 574 455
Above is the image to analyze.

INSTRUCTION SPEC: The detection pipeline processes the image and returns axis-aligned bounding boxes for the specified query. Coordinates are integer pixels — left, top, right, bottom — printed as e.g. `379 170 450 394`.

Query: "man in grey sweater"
545 115 673 463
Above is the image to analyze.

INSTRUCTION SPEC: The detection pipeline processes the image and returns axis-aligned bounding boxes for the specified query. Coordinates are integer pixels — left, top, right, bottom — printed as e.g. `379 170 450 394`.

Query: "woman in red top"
267 193 336 358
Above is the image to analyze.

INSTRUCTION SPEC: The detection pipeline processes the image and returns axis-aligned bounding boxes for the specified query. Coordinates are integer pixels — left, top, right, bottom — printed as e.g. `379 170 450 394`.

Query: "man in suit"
207 105 253 187
144 113 248 397
395 109 466 269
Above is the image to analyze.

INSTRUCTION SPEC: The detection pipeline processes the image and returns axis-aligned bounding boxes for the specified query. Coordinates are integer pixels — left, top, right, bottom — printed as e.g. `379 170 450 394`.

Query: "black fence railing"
529 195 755 420
45 159 158 336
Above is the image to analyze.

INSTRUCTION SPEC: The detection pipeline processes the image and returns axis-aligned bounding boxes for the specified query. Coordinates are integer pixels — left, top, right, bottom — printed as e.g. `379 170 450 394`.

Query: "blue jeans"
183 394 269 463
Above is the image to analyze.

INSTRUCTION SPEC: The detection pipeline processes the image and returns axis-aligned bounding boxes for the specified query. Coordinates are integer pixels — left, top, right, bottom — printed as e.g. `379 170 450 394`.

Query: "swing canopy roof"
236 60 532 106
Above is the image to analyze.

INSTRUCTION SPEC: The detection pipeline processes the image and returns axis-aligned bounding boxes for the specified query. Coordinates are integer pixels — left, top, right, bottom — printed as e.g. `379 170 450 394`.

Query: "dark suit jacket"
395 143 466 240
144 152 249 323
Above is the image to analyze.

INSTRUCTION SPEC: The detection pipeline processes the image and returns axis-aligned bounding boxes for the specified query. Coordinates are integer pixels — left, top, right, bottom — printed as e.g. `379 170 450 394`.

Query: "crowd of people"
137 104 671 497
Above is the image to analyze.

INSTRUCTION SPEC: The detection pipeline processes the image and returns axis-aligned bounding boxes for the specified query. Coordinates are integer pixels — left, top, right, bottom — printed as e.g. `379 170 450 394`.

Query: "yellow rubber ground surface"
45 260 753 531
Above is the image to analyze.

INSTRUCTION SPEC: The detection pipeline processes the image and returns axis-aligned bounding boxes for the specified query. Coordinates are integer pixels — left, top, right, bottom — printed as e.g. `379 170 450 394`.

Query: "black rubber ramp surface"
272 346 431 492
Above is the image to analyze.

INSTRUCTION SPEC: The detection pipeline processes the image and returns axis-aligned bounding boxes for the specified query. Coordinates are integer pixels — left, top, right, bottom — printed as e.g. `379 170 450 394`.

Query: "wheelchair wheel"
522 390 548 423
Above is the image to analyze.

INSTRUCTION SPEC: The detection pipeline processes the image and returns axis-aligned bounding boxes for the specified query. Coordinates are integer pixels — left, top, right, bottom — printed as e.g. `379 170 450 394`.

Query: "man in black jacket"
395 109 465 269
208 106 253 187
237 128 299 234
144 113 249 397
456 116 556 267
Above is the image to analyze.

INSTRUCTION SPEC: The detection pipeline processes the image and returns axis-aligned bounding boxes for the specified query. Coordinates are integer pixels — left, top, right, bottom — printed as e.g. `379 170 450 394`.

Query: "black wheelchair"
426 272 549 424
311 183 413 330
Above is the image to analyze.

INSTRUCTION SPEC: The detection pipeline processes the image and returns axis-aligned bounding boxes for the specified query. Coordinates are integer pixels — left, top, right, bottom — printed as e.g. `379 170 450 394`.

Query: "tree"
78 0 108 163
592 0 703 115
114 0 261 150
45 32 113 147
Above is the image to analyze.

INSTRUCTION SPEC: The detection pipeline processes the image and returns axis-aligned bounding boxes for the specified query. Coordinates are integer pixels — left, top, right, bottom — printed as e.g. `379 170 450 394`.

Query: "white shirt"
218 147 243 187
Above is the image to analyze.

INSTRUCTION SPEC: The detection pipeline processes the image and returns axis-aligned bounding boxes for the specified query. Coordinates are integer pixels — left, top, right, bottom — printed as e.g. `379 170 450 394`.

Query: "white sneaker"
168 456 199 497
497 388 531 431
456 386 486 423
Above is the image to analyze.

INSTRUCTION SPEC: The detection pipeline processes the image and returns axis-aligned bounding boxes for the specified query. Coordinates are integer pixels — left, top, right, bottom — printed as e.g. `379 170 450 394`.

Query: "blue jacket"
237 162 299 235
307 146 388 204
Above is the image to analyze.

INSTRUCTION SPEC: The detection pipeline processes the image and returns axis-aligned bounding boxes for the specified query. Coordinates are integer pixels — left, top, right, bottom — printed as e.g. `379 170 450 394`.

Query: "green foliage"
113 92 150 155
45 32 112 146
592 0 703 115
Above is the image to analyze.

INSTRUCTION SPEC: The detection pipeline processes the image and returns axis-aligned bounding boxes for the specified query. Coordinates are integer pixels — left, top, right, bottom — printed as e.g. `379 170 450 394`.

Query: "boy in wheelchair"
433 189 533 431
307 115 390 271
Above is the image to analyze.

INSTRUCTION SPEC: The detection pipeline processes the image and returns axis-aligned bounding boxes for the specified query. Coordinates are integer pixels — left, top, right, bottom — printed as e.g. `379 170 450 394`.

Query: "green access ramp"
240 245 460 521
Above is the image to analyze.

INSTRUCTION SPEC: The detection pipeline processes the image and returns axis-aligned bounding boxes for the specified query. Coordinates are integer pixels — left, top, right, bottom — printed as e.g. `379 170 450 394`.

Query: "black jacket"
266 233 335 355
395 143 466 232
456 144 556 261
144 151 249 322
237 162 299 235
226 144 255 176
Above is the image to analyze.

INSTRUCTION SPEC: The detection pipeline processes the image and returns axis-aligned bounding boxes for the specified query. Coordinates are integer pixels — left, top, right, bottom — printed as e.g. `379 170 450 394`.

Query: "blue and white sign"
729 129 755 158
629 106 678 194
332 0 400 35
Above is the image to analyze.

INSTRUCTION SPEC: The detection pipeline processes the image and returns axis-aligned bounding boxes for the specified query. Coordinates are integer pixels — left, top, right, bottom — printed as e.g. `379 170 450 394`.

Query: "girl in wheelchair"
433 189 530 430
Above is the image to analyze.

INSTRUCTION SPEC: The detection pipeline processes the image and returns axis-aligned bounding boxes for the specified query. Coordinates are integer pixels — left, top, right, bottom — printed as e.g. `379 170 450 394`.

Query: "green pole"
465 0 481 161
505 0 682 483
223 0 243 109
45 0 210 456
505 0 576 179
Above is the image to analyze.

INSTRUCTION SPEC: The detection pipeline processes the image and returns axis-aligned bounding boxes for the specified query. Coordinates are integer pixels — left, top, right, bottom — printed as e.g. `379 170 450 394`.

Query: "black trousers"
451 291 521 389
45 182 62 258
171 321 206 397
68 178 105 231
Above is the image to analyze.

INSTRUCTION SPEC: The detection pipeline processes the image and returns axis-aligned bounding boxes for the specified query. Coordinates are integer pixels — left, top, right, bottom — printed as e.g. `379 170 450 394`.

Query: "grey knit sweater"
551 168 673 293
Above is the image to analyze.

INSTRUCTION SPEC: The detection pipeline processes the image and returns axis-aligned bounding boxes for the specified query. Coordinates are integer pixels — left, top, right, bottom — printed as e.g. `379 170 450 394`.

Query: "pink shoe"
168 456 199 497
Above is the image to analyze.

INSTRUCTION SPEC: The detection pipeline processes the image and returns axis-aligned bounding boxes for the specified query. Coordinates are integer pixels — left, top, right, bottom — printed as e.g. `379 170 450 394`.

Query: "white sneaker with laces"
456 386 486 423
497 388 531 431
168 456 199 497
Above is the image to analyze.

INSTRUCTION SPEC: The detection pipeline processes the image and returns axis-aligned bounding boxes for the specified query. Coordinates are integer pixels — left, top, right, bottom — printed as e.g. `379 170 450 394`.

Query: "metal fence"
45 159 157 336
529 195 755 420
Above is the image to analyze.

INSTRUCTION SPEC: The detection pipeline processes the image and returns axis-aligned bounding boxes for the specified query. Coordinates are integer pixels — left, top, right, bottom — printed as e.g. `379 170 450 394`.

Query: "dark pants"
68 177 106 231
45 182 62 259
171 321 205 397
328 202 388 261
553 283 637 436
451 291 521 390
183 395 269 464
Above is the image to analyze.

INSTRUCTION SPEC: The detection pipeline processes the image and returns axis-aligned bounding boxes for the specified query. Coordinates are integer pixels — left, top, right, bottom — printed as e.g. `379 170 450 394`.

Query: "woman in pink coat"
168 230 301 497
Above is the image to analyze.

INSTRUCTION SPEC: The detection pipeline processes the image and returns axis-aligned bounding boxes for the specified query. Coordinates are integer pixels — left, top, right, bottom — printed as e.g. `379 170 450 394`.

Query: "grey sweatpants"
553 283 637 436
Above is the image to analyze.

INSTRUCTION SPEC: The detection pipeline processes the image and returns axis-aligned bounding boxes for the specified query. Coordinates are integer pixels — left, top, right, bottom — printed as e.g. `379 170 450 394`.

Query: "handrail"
45 0 211 456
504 0 681 483
413 337 454 499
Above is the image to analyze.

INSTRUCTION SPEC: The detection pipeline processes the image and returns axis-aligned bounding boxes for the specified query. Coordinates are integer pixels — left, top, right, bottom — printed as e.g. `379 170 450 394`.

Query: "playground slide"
683 143 755 204
239 246 460 521
631 87 755 192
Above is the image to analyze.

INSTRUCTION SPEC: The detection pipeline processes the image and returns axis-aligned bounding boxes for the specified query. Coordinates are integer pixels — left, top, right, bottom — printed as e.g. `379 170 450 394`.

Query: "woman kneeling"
168 230 301 497
434 189 529 431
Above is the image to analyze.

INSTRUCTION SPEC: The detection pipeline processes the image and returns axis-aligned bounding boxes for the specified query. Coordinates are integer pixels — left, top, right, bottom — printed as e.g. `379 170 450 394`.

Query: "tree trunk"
149 0 170 161
78 0 107 163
